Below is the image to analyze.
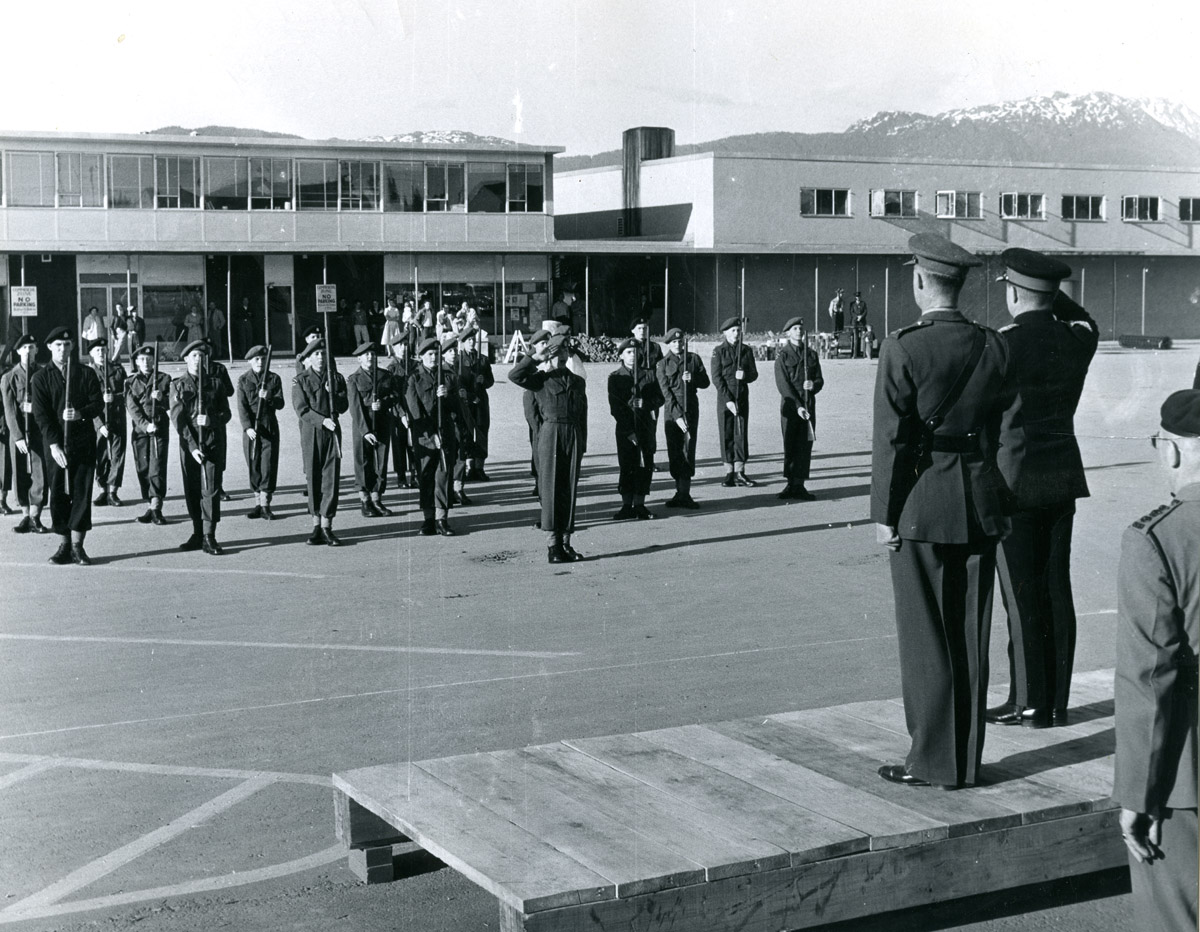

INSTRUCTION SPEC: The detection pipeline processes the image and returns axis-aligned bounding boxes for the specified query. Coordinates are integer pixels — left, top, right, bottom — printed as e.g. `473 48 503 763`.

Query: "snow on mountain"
357 129 520 148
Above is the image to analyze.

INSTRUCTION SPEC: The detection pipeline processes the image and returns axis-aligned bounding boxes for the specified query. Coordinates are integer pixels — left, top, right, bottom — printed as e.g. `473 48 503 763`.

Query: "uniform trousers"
390 417 413 481
1128 807 1198 932
354 432 389 495
466 398 490 461
132 431 168 502
10 438 46 507
44 446 95 534
537 420 582 538
95 423 126 489
664 409 698 480
780 407 816 484
891 538 996 786
996 502 1077 710
304 429 341 519
416 438 456 518
179 450 221 531
242 429 280 495
615 424 655 497
717 401 750 464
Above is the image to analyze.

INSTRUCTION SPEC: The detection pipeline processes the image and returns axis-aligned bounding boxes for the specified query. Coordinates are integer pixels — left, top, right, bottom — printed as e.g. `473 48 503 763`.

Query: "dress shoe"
136 509 154 525
876 764 962 789
260 506 274 521
406 476 419 489
361 501 375 518
306 527 325 546
985 702 1024 725
246 506 263 519
679 496 700 510
219 490 232 502
30 518 47 533
0 500 13 516
475 469 491 482
48 541 73 565
109 491 123 506
13 516 33 534
178 533 204 552
548 544 568 564
419 519 437 536
1052 708 1069 727
71 544 93 566
793 486 816 501
777 485 797 500
435 519 455 537
321 528 342 547
721 472 736 488
202 535 224 556
734 472 757 487
151 509 168 526
664 496 683 508
633 504 656 520
93 491 110 507
561 543 584 562
612 505 636 520
372 501 393 517
1019 708 1053 729
457 490 473 507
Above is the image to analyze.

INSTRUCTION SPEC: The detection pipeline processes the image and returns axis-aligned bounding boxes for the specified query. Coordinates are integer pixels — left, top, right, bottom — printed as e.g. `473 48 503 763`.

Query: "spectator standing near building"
849 291 868 357
82 307 106 345
827 289 845 332
234 297 254 357
352 302 370 346
381 297 403 353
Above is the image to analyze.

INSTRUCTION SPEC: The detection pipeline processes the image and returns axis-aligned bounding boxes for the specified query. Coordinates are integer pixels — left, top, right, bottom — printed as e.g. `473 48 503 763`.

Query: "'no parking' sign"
11 286 37 317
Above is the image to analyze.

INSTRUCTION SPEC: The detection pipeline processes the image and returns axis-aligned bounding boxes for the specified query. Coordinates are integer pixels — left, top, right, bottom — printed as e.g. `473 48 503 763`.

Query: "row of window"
1 152 545 214
799 187 1199 223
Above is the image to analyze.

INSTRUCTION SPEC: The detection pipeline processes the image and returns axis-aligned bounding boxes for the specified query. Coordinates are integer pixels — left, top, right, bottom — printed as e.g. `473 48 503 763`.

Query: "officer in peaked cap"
988 247 1099 730
872 233 1019 790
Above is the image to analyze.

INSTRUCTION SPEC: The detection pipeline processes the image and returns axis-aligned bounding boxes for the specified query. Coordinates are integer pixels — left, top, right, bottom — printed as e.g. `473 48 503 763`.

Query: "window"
468 161 507 213
869 189 918 217
155 156 200 209
1000 192 1045 220
799 187 851 217
1181 198 1200 223
935 190 982 219
56 153 104 207
108 155 154 209
384 161 423 211
1121 196 1160 222
425 161 465 212
297 159 337 210
1061 195 1104 221
512 163 543 212
204 157 249 210
339 160 380 211
250 158 292 210
8 151 56 207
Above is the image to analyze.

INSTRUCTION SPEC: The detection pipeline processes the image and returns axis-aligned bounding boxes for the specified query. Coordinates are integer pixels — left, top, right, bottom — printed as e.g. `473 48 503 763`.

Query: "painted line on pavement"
0 752 330 786
0 632 579 659
0 561 333 579
2 774 275 918
0 758 62 790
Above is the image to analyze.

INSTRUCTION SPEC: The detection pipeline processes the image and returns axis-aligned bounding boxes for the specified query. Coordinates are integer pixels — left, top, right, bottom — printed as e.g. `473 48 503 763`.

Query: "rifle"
733 316 748 459
631 334 642 440
198 350 208 495
103 338 114 481
23 353 32 472
321 310 342 460
369 347 378 439
456 329 478 451
435 341 448 473
63 351 72 470
681 331 692 468
801 323 815 442
148 339 161 477
252 346 273 464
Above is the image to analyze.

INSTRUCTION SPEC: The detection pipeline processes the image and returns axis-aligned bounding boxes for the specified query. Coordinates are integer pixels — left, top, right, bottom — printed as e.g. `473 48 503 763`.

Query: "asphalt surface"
1 342 1194 931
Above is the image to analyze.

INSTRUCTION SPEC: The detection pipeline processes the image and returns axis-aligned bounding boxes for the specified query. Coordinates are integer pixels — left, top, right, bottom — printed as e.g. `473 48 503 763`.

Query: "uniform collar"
1175 482 1200 501
920 309 967 321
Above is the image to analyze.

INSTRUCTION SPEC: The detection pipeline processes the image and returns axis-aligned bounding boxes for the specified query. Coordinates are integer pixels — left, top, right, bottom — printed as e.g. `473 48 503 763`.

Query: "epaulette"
1069 319 1096 331
1130 499 1181 533
998 323 1019 333
891 320 933 339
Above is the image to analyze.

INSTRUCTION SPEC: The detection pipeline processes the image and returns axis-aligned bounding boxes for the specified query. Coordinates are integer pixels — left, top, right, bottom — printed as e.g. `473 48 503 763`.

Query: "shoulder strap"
926 326 986 429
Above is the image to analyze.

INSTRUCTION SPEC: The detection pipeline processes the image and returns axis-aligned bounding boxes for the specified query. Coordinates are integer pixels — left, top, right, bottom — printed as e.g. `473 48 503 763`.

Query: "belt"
930 432 980 453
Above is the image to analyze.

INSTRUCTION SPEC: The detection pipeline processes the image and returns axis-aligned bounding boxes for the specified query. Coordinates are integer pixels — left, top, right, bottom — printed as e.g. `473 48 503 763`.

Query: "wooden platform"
332 669 1124 931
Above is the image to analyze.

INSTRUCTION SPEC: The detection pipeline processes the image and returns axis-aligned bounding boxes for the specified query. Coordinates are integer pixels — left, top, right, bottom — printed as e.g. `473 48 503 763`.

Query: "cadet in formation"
406 336 461 536
775 316 824 501
31 328 104 565
386 332 418 489
346 341 397 517
293 339 348 546
237 345 285 520
126 343 171 526
171 340 231 555
711 316 758 487
89 337 127 507
2 334 48 533
509 334 587 563
656 328 709 509
441 339 476 507
204 341 236 502
522 329 550 499
457 328 494 482
609 337 664 520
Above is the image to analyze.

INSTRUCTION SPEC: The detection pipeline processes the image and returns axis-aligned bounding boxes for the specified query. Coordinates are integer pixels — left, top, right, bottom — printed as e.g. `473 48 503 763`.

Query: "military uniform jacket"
1113 486 1199 813
774 342 824 413
711 341 758 409
509 357 587 452
346 366 399 438
126 370 172 434
92 361 128 431
656 352 710 422
2 362 41 445
633 339 663 374
171 369 232 458
404 364 463 449
31 362 104 457
385 358 412 417
236 369 285 435
996 295 1098 509
870 310 1020 543
456 352 494 403
292 368 349 432
608 363 664 439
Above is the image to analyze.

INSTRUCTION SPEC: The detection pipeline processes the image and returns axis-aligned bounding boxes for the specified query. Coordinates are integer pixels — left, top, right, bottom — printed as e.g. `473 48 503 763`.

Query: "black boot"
13 516 33 534
48 540 73 565
419 519 437 536
456 489 473 507
372 501 393 516
202 534 224 556
633 504 656 520
721 472 736 488
435 519 456 537
246 505 263 519
94 490 110 506
136 509 155 524
321 527 342 546
151 508 168 526
360 500 375 518
178 532 203 552
261 505 274 521
306 526 325 546
561 542 584 562
734 472 757 487
548 544 567 564
71 543 93 565
109 490 123 506
612 504 636 520
30 516 48 533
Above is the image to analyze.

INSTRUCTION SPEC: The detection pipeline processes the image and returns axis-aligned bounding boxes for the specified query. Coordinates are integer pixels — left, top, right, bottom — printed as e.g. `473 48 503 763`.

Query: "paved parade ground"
0 343 1194 931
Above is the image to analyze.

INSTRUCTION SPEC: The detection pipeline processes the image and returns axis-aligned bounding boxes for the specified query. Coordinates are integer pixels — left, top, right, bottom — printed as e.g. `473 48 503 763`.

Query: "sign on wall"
10 286 37 317
315 284 337 315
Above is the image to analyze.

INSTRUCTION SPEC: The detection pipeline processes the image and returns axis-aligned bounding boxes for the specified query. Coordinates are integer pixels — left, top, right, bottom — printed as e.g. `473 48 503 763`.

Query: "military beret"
616 338 638 353
244 344 269 361
388 332 407 346
1161 390 1200 438
528 329 551 346
44 327 73 346
996 247 1072 293
782 316 805 331
352 341 381 356
663 328 684 343
13 333 36 350
133 344 156 360
719 316 742 332
86 338 108 353
545 334 571 354
455 325 479 343
301 325 322 341
416 336 440 355
297 339 324 362
904 233 982 278
181 339 210 358
629 317 649 329
439 336 460 355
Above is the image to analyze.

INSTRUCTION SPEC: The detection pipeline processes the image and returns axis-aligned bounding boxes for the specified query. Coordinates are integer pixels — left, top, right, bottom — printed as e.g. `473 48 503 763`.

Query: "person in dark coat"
295 325 322 375
126 343 171 526
711 316 759 486
2 334 48 533
986 249 1099 729
346 341 397 518
237 345 285 520
293 339 348 545
89 338 128 507
655 328 709 509
522 329 551 499
385 333 417 489
775 317 825 501
171 340 232 555
1114 390 1199 932
458 329 495 482
509 334 587 563
609 337 664 520
204 342 236 502
871 233 1021 790
406 336 462 536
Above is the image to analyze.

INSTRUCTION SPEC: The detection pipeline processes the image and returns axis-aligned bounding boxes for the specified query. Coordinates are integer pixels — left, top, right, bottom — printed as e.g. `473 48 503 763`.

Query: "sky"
2 0 1196 155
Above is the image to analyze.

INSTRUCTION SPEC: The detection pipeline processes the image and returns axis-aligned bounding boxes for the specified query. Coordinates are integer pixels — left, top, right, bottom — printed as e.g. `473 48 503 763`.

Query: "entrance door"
266 285 293 354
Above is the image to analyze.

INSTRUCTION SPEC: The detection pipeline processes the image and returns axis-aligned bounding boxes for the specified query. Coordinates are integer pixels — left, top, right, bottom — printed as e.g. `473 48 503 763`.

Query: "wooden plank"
513 743 791 880
332 764 614 913
768 710 1024 835
565 732 868 865
417 751 706 898
333 790 410 849
977 726 1115 802
517 809 1126 932
640 724 946 849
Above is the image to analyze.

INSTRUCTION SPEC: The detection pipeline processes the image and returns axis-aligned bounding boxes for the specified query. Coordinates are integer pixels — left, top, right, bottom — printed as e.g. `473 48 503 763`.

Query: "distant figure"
827 288 845 332
850 291 868 357
381 298 403 354
352 302 370 346
82 306 106 344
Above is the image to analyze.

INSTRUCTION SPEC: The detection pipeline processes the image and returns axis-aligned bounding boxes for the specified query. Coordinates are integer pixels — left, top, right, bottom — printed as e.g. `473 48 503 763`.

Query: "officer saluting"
871 233 1020 790
293 339 348 545
775 316 824 501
